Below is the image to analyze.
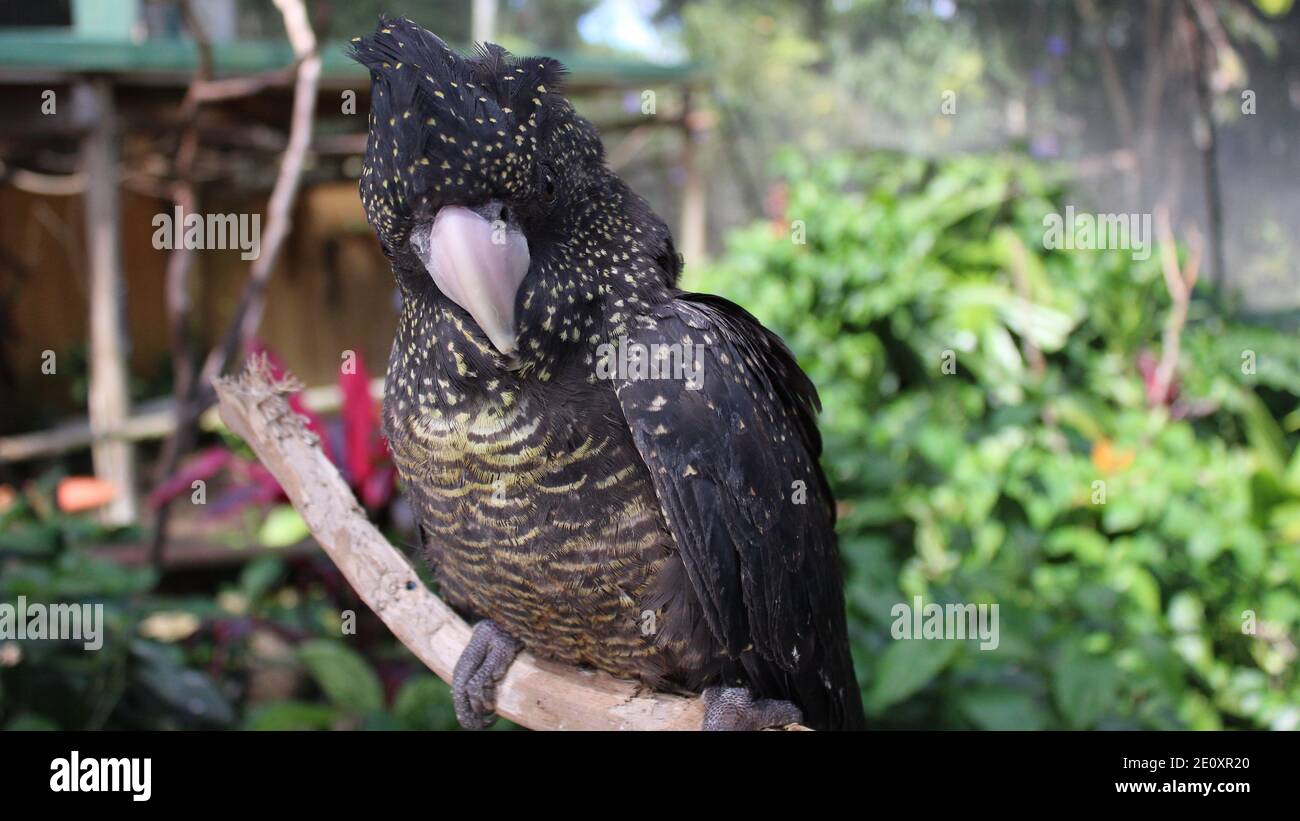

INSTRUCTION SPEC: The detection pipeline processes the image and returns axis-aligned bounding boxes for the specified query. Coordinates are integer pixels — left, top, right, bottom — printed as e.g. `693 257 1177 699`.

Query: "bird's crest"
348 16 569 250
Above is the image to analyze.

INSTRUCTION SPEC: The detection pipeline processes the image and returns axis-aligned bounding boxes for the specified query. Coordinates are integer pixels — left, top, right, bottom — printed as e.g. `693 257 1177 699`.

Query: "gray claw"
702 686 802 731
452 620 521 730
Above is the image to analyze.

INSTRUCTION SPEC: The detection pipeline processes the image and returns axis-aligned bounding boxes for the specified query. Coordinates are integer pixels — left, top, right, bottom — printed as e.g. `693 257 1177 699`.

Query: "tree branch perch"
213 357 710 731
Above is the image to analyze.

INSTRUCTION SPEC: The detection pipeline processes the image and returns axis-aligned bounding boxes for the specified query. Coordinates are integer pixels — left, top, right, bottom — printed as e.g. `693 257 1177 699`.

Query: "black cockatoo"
350 17 865 731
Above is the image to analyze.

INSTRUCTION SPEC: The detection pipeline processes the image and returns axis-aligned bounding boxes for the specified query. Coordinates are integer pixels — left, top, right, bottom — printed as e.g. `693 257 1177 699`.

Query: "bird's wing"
610 292 865 729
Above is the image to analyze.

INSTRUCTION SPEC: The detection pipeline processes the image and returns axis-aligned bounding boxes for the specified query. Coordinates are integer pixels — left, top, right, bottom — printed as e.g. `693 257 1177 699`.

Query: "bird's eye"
541 172 557 205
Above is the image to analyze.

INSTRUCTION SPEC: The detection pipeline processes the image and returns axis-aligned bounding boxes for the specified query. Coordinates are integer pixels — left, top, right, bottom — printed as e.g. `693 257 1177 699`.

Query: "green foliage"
0 483 237 727
0 478 474 730
0 489 236 730
298 639 384 715
688 149 1300 730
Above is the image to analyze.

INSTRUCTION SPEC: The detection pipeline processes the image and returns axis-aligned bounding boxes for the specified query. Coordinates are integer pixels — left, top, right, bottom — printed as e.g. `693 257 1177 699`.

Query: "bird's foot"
452 620 521 730
702 686 803 731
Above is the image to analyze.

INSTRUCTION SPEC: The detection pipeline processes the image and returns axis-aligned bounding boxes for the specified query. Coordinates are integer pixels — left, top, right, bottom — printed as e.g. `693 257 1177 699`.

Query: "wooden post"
471 0 498 44
678 87 707 270
83 77 137 526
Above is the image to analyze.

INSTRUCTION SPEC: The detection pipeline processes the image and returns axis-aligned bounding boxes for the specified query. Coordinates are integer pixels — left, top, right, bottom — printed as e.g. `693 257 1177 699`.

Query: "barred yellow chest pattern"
385 339 678 682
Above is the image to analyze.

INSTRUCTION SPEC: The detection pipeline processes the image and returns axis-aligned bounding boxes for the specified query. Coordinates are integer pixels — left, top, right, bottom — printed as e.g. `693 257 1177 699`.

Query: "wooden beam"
82 77 137 526
678 88 707 269
0 379 385 463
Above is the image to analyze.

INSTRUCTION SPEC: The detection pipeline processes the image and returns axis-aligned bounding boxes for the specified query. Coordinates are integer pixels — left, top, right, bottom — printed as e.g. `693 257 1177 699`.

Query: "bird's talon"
452 620 520 730
702 686 802 731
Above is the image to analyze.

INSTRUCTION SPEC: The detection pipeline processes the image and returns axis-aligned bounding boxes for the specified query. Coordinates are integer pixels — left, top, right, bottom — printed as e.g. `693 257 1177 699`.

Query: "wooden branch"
155 0 320 560
199 0 321 392
151 0 216 566
1188 0 1235 83
1151 206 1201 407
0 160 86 196
168 0 215 406
213 357 709 731
192 65 299 103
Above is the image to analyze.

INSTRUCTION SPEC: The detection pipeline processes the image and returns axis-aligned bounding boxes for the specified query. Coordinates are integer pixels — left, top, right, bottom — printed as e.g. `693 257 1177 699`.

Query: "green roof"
0 31 698 87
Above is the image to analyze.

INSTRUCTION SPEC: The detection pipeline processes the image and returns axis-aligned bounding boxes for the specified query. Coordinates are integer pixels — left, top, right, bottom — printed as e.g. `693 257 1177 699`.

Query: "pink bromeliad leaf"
340 350 394 508
148 446 235 509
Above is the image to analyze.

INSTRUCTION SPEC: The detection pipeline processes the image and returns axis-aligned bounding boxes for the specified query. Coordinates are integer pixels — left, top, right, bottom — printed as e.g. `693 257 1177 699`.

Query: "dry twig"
153 0 321 560
1151 206 1202 407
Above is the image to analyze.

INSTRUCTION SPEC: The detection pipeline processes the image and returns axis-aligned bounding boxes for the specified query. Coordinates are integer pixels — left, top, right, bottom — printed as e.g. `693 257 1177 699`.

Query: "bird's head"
350 17 678 376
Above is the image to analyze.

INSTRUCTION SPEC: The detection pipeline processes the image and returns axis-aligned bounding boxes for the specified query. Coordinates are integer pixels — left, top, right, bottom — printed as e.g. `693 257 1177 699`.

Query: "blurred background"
0 0 1297 731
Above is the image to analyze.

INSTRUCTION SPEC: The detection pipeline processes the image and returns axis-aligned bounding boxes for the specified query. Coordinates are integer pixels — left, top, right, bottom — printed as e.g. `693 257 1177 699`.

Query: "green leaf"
258 506 311 548
245 700 338 731
0 522 59 555
958 686 1049 730
239 556 285 602
1283 445 1300 496
1227 388 1289 478
393 675 457 730
1110 565 1161 616
1254 0 1293 17
297 639 383 715
1270 502 1300 544
1052 645 1119 728
5 713 60 731
866 638 958 714
131 639 236 727
1045 527 1108 563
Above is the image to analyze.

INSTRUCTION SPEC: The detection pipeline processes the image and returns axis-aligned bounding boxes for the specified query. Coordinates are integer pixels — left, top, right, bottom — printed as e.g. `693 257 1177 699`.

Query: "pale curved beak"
409 204 530 357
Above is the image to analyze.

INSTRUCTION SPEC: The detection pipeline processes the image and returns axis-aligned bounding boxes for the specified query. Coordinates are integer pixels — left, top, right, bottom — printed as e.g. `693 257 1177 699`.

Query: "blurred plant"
688 148 1300 730
0 343 451 730
0 470 469 729
148 344 396 546
0 477 234 730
